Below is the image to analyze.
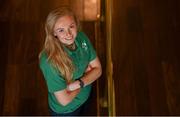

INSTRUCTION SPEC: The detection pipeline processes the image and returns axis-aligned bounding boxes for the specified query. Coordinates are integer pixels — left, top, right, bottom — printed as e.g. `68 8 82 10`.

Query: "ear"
54 33 58 38
54 32 56 36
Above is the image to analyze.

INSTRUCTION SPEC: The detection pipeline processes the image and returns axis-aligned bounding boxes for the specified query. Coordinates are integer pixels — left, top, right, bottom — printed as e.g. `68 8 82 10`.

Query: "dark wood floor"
0 0 50 115
111 0 180 115
0 0 180 116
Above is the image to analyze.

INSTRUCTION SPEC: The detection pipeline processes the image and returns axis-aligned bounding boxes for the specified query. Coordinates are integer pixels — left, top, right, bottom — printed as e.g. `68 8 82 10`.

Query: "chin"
66 41 75 45
62 38 75 45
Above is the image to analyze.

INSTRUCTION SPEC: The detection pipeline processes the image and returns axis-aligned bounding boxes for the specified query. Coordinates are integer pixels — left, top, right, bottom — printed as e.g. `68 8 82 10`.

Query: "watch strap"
76 79 84 88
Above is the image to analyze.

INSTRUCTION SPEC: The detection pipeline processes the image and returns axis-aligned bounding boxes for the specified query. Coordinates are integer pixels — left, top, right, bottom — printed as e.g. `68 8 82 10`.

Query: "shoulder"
39 51 59 76
39 51 49 68
76 31 92 46
77 31 87 37
76 31 89 41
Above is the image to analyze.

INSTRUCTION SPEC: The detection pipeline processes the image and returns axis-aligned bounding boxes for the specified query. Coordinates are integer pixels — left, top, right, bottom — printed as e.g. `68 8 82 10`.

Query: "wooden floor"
110 0 180 115
0 0 51 115
0 0 180 116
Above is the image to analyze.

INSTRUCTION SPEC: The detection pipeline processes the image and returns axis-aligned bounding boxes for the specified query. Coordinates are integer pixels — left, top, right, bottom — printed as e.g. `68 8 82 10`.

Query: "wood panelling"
110 0 180 115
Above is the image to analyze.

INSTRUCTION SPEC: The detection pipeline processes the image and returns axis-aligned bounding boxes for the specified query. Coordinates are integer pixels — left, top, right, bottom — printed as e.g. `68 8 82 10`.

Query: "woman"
39 7 102 116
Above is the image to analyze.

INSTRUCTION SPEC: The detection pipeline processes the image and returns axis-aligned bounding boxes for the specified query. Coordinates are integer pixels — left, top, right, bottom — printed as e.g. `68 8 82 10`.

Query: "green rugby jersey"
39 31 96 113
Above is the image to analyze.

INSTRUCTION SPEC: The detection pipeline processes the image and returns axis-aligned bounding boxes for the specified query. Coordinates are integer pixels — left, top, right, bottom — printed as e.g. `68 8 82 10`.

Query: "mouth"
65 36 74 40
65 38 73 40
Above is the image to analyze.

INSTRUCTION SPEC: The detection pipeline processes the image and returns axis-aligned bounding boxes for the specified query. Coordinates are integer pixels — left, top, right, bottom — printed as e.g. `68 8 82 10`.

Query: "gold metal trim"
95 21 100 116
105 0 116 116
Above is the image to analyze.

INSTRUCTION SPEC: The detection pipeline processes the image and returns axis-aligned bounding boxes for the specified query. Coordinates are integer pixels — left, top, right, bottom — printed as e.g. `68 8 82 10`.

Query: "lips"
65 36 74 40
65 38 73 40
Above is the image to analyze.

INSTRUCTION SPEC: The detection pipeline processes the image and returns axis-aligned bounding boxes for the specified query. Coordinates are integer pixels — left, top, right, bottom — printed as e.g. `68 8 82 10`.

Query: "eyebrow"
55 23 76 31
56 28 63 31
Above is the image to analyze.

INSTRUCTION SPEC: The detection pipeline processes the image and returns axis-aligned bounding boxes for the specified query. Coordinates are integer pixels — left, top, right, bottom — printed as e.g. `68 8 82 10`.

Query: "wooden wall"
111 0 180 115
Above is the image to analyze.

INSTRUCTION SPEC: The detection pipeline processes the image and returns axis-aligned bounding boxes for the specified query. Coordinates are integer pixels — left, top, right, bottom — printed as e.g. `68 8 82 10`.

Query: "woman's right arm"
39 53 80 106
54 88 80 106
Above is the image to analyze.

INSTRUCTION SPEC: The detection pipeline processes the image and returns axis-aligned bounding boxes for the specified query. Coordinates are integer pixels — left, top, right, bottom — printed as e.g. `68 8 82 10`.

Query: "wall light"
70 0 100 21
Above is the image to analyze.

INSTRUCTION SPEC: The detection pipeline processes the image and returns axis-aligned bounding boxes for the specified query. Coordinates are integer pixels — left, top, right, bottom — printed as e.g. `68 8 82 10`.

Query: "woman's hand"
67 65 93 91
54 88 80 106
67 80 80 91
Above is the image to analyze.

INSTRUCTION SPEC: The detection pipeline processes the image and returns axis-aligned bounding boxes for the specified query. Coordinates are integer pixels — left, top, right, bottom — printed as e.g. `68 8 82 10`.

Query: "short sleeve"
79 32 97 62
39 52 67 93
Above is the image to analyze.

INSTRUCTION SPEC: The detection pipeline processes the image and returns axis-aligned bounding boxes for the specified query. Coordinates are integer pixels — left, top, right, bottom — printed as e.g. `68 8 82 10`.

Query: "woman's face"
53 15 77 45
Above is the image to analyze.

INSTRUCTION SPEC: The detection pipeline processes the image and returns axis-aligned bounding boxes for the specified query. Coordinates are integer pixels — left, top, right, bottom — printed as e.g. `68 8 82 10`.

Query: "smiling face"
53 15 78 45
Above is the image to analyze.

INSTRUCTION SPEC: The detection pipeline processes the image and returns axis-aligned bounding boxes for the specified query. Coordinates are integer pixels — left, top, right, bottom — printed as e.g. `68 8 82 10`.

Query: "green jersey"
39 31 97 113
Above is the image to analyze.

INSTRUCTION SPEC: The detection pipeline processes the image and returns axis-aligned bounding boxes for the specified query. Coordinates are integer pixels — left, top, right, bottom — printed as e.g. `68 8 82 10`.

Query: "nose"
66 28 72 37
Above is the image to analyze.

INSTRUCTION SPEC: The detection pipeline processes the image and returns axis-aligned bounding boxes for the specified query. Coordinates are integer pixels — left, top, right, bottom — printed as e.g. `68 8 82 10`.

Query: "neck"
65 43 76 51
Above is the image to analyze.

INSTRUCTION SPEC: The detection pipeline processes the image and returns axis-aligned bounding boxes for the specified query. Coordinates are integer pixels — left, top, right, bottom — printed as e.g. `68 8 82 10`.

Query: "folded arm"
54 57 101 106
54 88 80 106
67 57 102 91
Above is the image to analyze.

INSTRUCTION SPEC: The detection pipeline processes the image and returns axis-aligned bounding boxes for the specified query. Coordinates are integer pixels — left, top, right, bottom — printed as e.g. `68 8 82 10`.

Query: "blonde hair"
40 7 80 83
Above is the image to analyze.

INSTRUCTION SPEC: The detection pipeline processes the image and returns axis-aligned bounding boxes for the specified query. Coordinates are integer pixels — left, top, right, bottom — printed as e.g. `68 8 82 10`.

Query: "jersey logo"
82 42 88 51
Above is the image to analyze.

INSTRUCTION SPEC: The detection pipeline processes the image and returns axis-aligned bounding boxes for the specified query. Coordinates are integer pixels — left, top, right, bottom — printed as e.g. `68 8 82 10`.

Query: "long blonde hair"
41 7 80 83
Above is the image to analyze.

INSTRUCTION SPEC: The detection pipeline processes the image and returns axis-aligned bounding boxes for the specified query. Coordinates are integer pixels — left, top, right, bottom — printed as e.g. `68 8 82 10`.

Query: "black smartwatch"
76 79 84 88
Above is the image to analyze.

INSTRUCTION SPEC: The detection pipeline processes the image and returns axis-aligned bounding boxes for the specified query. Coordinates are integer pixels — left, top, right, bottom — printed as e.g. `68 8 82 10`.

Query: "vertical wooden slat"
105 0 116 116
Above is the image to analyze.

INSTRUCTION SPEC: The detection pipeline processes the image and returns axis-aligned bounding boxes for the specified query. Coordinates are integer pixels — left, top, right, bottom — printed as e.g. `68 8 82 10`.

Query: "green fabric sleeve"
39 52 67 93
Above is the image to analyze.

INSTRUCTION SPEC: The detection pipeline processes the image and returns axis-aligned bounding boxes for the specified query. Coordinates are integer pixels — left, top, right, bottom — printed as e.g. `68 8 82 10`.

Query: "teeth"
65 38 73 40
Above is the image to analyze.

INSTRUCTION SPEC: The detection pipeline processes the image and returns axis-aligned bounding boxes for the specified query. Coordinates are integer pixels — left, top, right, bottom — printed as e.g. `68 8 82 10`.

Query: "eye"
58 29 64 32
70 24 75 29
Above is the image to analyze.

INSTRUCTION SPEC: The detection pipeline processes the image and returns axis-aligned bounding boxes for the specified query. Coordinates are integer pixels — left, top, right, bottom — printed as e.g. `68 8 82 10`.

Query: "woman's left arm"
67 57 102 91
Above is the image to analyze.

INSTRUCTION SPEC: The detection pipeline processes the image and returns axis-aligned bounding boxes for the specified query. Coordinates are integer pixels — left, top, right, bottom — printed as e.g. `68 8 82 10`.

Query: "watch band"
76 79 84 88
